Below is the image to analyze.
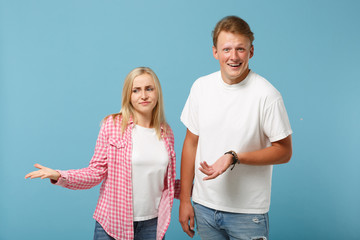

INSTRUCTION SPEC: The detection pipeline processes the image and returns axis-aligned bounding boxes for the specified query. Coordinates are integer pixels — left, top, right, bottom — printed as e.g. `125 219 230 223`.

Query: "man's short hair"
212 16 254 47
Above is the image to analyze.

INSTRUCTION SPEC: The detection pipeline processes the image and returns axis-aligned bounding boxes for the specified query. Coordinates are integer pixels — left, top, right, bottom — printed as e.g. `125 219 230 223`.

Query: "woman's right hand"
25 163 61 181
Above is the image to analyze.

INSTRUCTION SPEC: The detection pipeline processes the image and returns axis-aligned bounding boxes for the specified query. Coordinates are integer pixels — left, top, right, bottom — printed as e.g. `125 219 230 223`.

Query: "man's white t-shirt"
131 125 169 221
181 70 292 214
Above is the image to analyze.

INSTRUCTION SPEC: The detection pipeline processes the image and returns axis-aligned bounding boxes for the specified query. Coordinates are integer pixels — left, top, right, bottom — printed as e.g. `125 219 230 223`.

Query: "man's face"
213 31 254 84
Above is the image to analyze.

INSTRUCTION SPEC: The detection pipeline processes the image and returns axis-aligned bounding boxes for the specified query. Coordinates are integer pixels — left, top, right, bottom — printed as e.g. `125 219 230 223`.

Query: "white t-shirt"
131 125 169 221
181 70 292 214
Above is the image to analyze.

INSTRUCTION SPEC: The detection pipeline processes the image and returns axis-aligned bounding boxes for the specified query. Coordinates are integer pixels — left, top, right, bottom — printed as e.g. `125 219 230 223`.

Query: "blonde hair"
105 67 168 139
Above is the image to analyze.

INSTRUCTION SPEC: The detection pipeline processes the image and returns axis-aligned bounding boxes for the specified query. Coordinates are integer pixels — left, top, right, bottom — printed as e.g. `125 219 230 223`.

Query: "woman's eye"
132 89 138 93
146 88 154 91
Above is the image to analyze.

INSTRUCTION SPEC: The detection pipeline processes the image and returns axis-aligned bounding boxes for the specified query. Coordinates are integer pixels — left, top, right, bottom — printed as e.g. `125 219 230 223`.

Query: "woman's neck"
134 112 152 128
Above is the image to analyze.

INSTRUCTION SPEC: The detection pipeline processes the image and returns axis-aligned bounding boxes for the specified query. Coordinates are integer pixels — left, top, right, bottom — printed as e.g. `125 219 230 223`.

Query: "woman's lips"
140 101 150 106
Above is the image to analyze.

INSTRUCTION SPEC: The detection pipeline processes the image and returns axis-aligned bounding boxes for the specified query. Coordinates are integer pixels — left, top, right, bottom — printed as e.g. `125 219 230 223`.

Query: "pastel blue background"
1 0 359 239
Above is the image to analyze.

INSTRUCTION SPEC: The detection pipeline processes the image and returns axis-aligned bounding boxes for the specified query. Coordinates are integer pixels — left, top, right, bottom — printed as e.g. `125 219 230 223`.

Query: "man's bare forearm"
180 129 198 202
238 135 292 166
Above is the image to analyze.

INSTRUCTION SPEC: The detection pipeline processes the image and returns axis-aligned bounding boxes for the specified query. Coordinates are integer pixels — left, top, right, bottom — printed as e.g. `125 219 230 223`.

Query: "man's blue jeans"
94 217 160 240
193 202 269 240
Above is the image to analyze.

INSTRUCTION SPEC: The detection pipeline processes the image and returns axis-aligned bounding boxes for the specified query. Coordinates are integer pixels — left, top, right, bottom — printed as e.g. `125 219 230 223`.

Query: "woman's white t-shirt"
131 125 169 221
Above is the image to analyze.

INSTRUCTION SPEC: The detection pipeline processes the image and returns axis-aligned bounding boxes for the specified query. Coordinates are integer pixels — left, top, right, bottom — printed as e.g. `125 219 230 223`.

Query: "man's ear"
212 46 219 60
249 45 254 59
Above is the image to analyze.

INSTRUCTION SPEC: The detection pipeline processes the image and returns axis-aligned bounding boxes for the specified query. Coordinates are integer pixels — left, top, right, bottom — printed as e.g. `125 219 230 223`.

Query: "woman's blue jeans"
193 202 269 240
94 217 160 240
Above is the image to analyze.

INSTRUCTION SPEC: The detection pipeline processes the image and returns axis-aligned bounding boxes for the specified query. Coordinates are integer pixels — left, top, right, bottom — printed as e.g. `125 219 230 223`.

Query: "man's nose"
230 50 239 60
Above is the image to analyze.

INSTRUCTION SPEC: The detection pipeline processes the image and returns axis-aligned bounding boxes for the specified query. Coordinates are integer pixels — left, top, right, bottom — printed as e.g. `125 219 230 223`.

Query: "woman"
25 67 179 240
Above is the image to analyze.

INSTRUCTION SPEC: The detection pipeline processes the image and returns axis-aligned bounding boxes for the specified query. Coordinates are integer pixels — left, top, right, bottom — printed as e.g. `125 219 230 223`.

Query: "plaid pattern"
55 115 179 240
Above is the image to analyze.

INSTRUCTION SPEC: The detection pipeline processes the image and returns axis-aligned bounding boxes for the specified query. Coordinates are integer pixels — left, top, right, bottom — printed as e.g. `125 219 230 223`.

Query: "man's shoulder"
248 71 268 84
193 71 221 86
249 71 281 97
201 70 221 79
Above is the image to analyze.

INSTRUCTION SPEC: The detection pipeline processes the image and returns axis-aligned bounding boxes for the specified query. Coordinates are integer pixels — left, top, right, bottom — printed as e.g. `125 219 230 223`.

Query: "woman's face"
130 73 158 118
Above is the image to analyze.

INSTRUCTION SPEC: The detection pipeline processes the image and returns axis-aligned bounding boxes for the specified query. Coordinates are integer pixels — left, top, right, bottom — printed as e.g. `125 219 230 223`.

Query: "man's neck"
222 69 250 85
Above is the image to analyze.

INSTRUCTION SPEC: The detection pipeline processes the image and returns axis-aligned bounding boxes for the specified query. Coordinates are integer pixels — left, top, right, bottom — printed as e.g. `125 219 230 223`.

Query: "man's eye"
237 48 245 52
224 48 230 52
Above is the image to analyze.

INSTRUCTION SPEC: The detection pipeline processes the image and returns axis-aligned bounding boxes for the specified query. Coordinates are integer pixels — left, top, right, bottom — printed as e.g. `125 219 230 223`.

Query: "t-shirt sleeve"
263 97 293 142
180 81 200 136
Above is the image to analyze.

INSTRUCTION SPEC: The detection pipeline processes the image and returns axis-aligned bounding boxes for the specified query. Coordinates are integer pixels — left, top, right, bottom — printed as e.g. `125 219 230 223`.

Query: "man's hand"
199 154 233 180
179 199 195 238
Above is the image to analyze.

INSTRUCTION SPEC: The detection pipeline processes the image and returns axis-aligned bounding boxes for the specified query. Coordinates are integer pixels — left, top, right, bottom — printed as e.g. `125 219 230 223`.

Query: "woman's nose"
141 91 148 99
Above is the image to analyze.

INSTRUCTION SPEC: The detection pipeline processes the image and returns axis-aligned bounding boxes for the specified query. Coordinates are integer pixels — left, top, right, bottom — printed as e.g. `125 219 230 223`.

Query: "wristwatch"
224 150 239 170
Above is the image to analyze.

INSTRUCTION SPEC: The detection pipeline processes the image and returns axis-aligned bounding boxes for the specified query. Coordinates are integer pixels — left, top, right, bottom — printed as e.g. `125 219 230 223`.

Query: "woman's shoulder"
101 113 122 129
162 123 174 140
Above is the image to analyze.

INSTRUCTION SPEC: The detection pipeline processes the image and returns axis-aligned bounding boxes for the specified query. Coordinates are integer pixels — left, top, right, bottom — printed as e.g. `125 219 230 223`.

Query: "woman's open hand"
25 163 60 181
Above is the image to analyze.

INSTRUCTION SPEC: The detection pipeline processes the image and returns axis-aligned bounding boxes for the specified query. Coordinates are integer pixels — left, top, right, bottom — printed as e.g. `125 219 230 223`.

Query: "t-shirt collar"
219 70 252 90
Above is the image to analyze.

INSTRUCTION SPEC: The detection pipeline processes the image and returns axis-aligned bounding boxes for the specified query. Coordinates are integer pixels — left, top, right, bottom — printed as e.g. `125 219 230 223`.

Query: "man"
179 16 292 240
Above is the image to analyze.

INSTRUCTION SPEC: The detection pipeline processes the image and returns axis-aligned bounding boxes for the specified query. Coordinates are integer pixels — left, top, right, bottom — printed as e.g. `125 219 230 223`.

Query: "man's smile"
227 63 241 68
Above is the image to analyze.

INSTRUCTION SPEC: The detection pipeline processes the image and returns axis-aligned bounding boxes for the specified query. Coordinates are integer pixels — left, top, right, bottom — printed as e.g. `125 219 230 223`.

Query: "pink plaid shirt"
54 115 179 240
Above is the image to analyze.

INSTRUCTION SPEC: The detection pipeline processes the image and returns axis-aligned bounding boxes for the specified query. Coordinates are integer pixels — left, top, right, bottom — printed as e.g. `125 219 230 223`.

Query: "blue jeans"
94 217 161 240
193 202 269 240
